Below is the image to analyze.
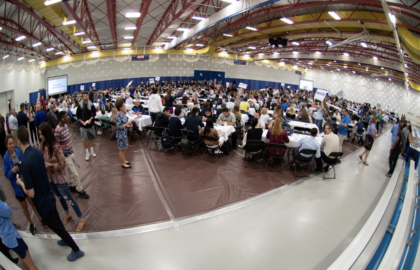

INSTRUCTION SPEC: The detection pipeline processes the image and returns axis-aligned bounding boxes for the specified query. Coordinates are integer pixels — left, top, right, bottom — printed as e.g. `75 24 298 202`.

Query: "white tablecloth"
93 103 99 108
327 103 342 111
288 120 319 132
214 125 236 139
126 104 134 111
127 114 152 131
262 129 322 148
248 108 256 116
267 110 274 115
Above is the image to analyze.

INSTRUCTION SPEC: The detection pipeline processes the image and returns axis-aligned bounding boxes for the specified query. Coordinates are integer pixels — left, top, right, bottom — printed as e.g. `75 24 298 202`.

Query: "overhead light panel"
44 0 62 5
243 54 250 58
223 33 233 37
195 43 204 46
186 48 193 51
55 51 63 55
258 53 265 55
248 46 256 49
123 36 133 40
167 36 176 39
15 35 26 41
343 53 350 56
381 67 384 69
315 51 322 54
124 26 137 30
352 71 356 73
87 46 96 49
389 78 392 81
389 13 396 25
221 0 236 3
191 16 205 20
308 62 313 65
328 11 341 20
32 42 42 47
273 52 280 55
28 59 35 62
74 32 85 36
177 28 189 31
343 65 348 68
360 42 368 48
91 50 99 54
292 51 299 55
291 41 300 45
126 12 141 18
326 64 330 66
337 68 340 71
82 40 92 44
39 61 45 64
63 20 76 25
280 18 294 24
46 47 54 51
123 48 131 50
17 57 24 61
280 61 285 65
325 40 333 46
245 26 257 31
373 56 378 60
2 55 9 59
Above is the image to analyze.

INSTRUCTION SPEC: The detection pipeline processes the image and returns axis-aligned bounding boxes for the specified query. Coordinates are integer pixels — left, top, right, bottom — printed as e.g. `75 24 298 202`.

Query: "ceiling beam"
0 34 56 59
63 0 100 46
146 0 199 46
7 0 83 53
106 0 117 49
131 0 153 46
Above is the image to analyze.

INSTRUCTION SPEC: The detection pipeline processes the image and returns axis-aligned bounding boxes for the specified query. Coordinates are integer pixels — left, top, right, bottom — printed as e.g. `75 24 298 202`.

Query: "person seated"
169 107 183 141
104 100 113 113
200 118 224 154
253 112 266 129
281 100 289 111
217 108 238 148
259 108 271 127
203 109 216 122
200 102 210 116
298 107 312 123
248 95 258 107
184 107 204 140
291 128 321 171
132 100 145 115
100 109 111 128
266 118 290 163
240 117 263 150
217 103 226 117
317 123 339 172
226 98 235 110
233 104 241 122
333 109 341 121
240 97 250 113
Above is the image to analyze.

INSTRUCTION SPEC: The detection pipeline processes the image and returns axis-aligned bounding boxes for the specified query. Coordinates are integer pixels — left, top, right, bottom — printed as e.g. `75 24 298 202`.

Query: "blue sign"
295 70 302 75
234 60 247 65
131 55 149 61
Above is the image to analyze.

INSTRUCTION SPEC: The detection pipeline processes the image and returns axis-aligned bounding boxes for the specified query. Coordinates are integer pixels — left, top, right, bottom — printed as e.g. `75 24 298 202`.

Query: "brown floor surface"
0 122 393 233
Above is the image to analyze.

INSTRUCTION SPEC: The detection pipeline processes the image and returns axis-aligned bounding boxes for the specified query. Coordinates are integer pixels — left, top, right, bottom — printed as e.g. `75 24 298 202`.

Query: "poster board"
155 76 160 81
149 78 155 84
314 89 328 101
238 82 247 89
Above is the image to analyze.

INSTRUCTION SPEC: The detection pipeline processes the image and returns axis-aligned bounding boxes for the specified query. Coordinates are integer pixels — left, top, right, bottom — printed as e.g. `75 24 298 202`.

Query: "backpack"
220 141 232 155
161 130 175 150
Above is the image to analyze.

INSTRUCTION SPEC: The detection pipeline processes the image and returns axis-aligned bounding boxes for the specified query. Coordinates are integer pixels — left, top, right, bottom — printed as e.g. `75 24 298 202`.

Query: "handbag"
364 134 373 150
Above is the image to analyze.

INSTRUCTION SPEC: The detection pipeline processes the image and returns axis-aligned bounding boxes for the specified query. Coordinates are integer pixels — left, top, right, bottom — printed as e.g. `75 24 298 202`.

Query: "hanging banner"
238 82 247 89
314 89 328 101
132 55 149 61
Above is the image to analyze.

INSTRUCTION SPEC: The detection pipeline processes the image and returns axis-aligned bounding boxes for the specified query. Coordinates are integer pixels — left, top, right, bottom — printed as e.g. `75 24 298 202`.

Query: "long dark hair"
251 117 258 129
39 122 57 159
204 118 214 136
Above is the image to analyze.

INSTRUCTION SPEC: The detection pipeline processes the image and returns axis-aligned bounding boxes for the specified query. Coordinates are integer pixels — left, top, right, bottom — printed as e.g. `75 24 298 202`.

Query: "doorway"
0 90 14 116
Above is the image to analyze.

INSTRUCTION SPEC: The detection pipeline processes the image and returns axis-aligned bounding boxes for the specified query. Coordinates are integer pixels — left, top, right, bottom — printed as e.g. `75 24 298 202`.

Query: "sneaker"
11 257 19 264
214 150 223 154
78 190 90 199
385 173 392 177
57 240 70 247
85 152 90 161
91 149 96 157
69 186 77 193
67 250 85 262
29 224 35 235
237 144 244 148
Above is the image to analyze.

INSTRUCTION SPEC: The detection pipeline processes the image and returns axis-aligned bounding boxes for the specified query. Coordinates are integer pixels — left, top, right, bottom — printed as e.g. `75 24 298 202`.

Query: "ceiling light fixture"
280 18 294 24
245 26 257 31
381 67 384 69
63 20 76 25
191 16 205 20
123 48 131 51
55 51 63 55
248 46 256 49
177 27 189 31
343 53 350 56
28 59 35 62
352 71 356 73
74 32 85 36
82 40 92 44
46 47 54 51
17 57 24 61
328 11 341 20
125 12 141 18
39 61 45 64
315 51 322 54
124 26 137 30
15 35 26 41
87 46 96 49
291 41 300 45
326 64 330 66
2 55 9 59
373 56 378 60
337 68 340 71
292 51 299 55
273 52 280 55
195 43 204 46
280 61 285 65
243 54 250 58
223 33 233 37
167 36 177 39
44 0 62 6
32 42 42 47
389 13 396 25
258 53 265 55
123 36 133 40
360 42 368 48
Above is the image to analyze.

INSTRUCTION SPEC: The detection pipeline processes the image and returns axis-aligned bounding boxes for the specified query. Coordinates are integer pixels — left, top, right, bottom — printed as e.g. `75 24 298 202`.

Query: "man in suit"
46 103 59 131
16 103 29 128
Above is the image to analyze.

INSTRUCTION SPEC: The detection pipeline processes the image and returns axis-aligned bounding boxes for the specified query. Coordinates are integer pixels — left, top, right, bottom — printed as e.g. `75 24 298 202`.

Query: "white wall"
302 69 420 117
0 55 46 115
44 54 302 86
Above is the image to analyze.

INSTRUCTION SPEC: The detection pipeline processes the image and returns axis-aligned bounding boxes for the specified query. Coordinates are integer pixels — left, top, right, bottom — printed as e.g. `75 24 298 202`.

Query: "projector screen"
47 75 68 96
299 79 314 91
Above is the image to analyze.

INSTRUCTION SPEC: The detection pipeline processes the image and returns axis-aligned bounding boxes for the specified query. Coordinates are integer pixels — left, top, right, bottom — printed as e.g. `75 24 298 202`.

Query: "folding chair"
180 129 200 156
243 140 265 169
147 126 164 151
292 149 317 177
266 144 287 172
201 136 222 163
322 152 343 179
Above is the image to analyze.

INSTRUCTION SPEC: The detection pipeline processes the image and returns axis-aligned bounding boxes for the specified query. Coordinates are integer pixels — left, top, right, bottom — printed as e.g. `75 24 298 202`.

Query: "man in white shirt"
333 109 341 121
8 109 18 145
317 123 340 172
226 98 235 110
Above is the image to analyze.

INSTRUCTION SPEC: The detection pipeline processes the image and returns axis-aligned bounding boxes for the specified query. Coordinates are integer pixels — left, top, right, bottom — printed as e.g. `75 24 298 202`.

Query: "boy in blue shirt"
338 108 350 153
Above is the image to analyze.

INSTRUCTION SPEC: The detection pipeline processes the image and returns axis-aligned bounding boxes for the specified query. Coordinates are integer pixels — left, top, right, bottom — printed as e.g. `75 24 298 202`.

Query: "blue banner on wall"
295 70 302 75
131 55 149 61
234 60 246 65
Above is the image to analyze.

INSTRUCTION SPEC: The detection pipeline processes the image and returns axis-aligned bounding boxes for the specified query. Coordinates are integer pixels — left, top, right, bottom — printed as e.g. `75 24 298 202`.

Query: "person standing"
148 88 163 125
115 100 132 169
28 106 39 146
3 135 42 235
16 103 29 128
46 103 58 131
15 126 85 262
34 105 47 130
0 200 39 270
8 109 18 145
314 101 325 132
337 108 350 153
54 112 90 199
76 92 97 161
39 96 46 112
359 116 379 166
386 124 401 177
390 122 400 155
